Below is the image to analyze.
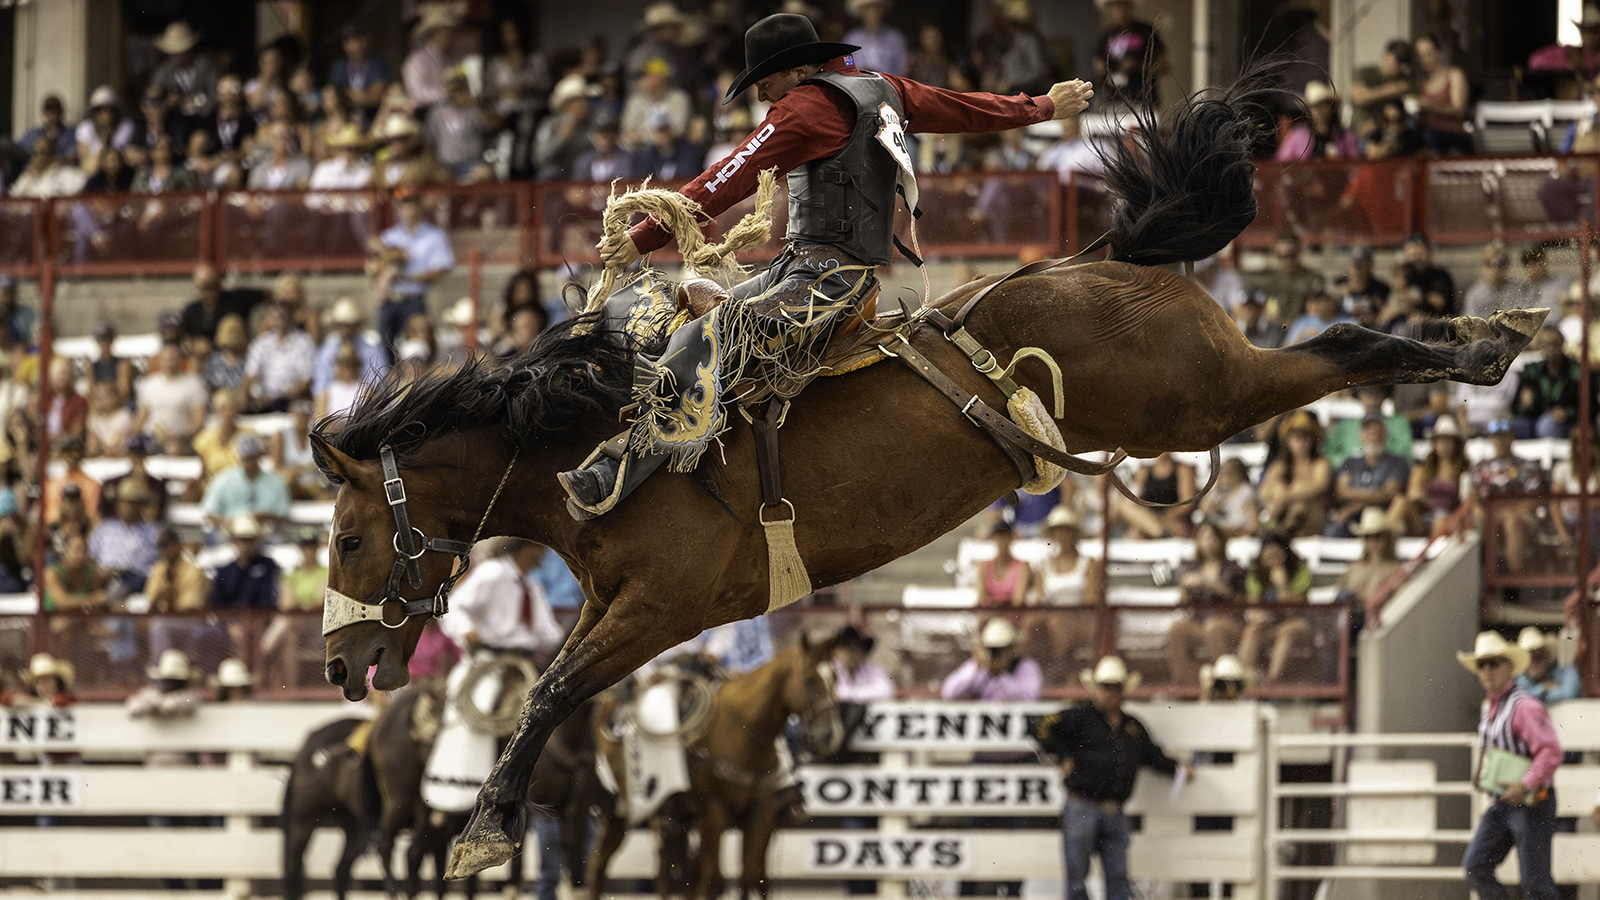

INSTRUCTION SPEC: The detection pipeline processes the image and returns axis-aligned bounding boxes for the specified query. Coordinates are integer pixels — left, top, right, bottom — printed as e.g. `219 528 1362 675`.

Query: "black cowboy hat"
724 14 859 104
835 624 876 652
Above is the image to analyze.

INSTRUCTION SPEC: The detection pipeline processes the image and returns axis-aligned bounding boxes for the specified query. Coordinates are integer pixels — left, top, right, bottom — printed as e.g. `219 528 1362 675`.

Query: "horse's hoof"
444 807 519 879
1488 307 1548 344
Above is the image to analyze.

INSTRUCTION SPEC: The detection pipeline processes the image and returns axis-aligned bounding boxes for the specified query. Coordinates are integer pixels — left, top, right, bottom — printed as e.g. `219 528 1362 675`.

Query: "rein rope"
581 169 781 318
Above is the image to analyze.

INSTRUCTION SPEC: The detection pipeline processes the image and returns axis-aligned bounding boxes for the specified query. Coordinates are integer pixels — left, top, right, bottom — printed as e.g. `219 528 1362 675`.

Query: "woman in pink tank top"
1414 34 1472 154
979 521 1039 608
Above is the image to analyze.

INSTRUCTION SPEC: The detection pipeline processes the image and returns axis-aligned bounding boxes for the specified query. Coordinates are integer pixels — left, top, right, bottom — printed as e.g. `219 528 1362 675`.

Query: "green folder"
1478 747 1535 805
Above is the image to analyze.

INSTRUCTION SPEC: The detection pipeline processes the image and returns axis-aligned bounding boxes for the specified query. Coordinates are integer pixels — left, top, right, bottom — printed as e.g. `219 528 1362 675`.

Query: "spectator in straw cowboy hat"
310 123 374 189
1514 627 1579 706
1199 653 1252 703
150 21 219 120
313 297 387 398
940 618 1041 701
128 649 203 720
3 653 75 707
372 113 450 187
403 8 460 112
88 476 161 600
1458 630 1561 900
210 514 280 612
1335 507 1405 622
1034 655 1190 900
534 74 600 181
210 658 255 702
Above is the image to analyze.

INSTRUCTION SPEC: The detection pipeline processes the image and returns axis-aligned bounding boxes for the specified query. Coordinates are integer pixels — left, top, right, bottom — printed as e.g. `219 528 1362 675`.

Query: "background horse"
366 680 598 898
282 717 377 900
586 636 841 899
313 77 1547 877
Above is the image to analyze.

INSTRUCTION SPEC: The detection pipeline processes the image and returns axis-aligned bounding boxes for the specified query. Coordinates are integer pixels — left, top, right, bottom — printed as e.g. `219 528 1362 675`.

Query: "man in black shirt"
1398 232 1457 322
1034 656 1191 900
178 263 264 348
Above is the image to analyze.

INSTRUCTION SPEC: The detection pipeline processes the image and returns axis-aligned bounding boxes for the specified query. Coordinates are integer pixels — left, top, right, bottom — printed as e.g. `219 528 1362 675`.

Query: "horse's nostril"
326 659 348 685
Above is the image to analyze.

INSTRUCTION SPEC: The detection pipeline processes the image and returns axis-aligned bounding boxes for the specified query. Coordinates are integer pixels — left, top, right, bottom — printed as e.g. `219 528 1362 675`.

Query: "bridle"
321 445 518 637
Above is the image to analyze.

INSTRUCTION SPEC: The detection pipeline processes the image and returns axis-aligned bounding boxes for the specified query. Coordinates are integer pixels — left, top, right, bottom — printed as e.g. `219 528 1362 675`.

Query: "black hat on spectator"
93 321 116 340
158 310 182 332
724 14 859 103
835 624 876 652
62 484 82 500
126 433 156 456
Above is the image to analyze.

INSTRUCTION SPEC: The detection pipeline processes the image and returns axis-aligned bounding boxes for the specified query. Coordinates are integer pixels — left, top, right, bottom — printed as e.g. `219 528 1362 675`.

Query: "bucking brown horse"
312 76 1546 878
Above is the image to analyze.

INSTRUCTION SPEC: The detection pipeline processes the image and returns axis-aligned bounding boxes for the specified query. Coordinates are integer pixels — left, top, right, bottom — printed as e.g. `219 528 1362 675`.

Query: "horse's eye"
339 536 361 554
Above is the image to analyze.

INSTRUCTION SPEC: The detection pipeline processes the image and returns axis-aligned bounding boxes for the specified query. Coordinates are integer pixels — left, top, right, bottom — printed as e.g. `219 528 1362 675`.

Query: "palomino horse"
587 636 842 899
314 78 1546 877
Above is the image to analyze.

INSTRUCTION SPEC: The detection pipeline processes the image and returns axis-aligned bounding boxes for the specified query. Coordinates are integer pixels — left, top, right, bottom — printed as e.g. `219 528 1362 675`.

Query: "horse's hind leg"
281 814 315 900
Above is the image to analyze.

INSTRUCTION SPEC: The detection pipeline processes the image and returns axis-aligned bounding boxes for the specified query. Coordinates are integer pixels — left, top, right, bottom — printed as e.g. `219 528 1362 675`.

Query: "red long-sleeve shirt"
629 57 1057 254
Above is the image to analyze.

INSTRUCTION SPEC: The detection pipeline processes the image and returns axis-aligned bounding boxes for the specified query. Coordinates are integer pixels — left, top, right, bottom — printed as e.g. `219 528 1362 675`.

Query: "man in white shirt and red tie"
442 538 564 660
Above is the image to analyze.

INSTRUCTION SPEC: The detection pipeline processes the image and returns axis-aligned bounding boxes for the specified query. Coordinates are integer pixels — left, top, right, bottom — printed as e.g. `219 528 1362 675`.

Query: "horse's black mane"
314 314 633 472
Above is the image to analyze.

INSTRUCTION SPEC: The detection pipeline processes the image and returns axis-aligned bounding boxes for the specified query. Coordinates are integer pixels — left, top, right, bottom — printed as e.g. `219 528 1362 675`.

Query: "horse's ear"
310 433 360 486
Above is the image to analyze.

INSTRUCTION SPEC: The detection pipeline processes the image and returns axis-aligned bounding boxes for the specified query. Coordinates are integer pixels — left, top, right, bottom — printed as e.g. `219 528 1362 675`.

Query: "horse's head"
785 632 844 762
313 434 469 701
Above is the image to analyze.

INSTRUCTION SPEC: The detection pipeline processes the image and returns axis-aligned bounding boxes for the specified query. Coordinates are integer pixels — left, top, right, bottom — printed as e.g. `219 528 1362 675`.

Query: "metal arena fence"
4 154 1599 280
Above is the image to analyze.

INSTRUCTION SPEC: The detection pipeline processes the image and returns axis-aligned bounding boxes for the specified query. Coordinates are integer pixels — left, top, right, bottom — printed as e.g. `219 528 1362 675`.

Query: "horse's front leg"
447 586 704 879
692 802 731 900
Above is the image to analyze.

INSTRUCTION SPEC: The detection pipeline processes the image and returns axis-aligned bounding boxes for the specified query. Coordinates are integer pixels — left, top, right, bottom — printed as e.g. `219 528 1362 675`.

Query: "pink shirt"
1487 682 1563 789
940 657 1042 701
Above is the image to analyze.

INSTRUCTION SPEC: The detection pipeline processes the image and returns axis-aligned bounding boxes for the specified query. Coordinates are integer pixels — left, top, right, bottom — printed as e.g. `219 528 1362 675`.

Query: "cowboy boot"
557 360 671 519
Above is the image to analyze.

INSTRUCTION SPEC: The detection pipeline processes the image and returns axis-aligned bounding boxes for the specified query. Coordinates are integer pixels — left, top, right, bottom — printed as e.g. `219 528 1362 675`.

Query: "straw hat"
23 653 74 690
148 648 196 682
1080 655 1142 690
113 477 154 505
328 297 363 326
548 74 599 110
327 123 370 151
1517 626 1555 655
643 2 686 28
154 21 202 55
1044 506 1080 531
1277 409 1322 442
1426 417 1462 439
376 113 420 141
1302 81 1336 107
1349 507 1403 537
88 85 120 111
445 297 477 328
228 513 262 539
212 658 256 689
979 618 1018 648
1456 630 1530 677
412 7 459 40
1200 654 1255 690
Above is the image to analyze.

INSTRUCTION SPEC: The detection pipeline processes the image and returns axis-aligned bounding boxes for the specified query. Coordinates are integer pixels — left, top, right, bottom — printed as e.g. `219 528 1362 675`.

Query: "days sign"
803 834 971 874
849 703 1055 751
0 773 78 807
797 766 1059 815
0 708 76 746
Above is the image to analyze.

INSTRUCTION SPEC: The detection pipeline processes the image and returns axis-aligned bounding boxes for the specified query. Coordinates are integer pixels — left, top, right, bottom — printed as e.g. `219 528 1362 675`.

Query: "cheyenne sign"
849 702 1058 751
797 766 1058 815
0 708 76 746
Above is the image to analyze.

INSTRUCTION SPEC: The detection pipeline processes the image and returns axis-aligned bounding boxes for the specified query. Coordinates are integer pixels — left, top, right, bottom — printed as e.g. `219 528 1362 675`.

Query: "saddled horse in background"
312 75 1547 877
364 679 598 898
586 635 842 899
282 717 378 900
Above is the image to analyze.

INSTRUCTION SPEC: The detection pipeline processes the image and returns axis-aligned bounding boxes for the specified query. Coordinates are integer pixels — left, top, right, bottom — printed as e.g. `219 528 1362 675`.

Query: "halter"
321 445 518 636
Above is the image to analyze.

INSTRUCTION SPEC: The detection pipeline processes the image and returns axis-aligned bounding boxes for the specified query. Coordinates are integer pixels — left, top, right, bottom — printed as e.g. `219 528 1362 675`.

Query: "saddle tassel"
761 503 813 613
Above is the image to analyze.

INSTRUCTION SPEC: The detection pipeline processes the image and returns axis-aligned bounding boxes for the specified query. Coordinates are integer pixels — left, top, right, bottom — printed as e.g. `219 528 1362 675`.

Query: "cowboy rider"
558 12 1094 518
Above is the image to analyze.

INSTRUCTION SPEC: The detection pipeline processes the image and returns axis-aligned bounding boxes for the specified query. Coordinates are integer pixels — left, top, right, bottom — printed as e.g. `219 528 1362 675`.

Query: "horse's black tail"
1101 68 1279 266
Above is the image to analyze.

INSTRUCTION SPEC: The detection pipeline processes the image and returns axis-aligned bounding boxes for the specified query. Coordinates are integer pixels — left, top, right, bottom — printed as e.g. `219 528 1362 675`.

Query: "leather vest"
786 71 906 266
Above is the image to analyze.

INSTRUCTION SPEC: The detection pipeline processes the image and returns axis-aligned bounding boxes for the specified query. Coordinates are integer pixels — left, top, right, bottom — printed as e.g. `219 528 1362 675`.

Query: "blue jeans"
1462 790 1557 900
378 293 428 364
531 812 562 900
1061 797 1130 900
